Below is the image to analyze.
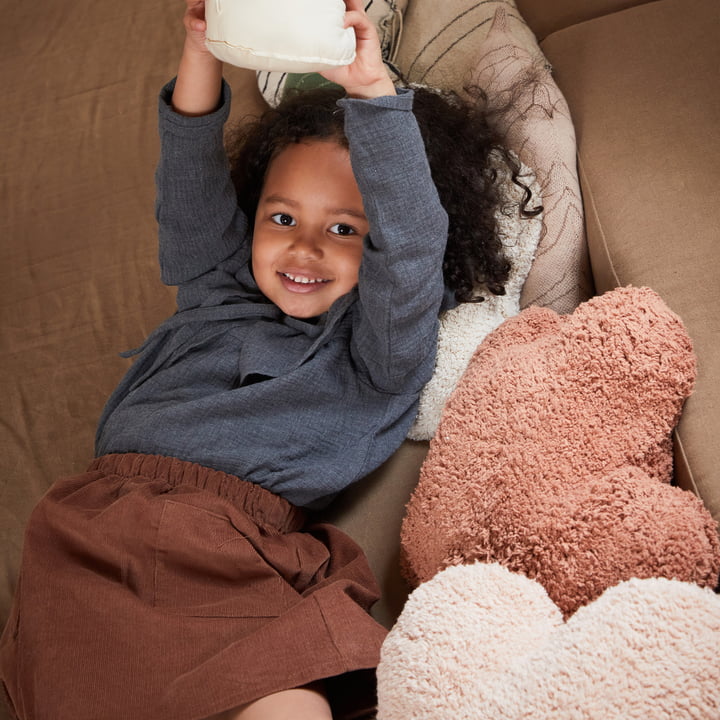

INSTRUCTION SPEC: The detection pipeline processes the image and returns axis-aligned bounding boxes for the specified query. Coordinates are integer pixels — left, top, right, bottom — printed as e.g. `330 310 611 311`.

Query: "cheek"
249 240 275 294
336 245 364 284
251 233 273 271
249 242 261 277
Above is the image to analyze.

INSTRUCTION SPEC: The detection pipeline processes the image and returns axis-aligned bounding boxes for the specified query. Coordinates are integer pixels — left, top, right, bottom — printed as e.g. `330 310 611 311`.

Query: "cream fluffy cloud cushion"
377 563 720 720
205 0 356 72
407 158 542 441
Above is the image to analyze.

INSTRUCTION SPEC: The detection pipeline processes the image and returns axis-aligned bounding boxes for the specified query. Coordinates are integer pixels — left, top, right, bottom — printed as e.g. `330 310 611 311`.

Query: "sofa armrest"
541 0 720 527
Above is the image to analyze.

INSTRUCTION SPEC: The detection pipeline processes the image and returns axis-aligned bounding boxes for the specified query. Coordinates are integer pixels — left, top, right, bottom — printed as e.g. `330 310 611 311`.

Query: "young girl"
0 1 536 719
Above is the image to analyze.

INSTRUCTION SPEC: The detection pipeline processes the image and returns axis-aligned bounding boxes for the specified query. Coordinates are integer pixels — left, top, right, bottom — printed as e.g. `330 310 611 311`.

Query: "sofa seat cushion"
541 0 720 526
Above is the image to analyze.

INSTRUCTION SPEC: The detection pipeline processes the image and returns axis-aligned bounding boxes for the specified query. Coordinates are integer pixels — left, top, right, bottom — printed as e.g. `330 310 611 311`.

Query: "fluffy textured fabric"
377 562 720 720
401 286 720 616
408 159 542 441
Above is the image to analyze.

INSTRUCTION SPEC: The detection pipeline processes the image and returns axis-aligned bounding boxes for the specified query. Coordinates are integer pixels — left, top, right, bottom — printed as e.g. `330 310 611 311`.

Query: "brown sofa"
1 0 718 716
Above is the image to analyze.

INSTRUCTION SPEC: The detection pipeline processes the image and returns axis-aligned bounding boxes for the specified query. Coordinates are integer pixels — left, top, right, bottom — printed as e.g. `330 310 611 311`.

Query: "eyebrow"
262 194 367 221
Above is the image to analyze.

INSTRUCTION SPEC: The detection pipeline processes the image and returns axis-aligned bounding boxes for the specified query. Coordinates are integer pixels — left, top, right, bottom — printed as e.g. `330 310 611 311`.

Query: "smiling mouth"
279 272 331 286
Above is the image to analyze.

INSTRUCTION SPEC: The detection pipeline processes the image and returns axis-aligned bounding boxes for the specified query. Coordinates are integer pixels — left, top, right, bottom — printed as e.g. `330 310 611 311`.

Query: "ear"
204 0 356 72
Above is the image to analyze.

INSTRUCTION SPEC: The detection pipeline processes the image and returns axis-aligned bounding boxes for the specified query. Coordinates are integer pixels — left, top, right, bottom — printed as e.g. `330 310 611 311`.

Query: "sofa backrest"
516 0 658 40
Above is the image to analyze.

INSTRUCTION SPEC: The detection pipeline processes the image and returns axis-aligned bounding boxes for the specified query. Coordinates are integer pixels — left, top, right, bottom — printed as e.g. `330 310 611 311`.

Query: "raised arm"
173 0 223 115
154 0 254 306
342 93 449 395
175 1 269 118
327 2 449 393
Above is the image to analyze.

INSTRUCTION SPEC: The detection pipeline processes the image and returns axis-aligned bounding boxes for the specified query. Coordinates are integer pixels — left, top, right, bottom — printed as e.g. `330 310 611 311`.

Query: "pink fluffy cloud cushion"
377 563 720 720
400 286 720 617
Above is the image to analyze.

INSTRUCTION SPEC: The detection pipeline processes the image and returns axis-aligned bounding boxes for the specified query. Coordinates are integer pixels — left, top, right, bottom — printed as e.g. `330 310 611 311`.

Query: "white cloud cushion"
377 563 720 720
205 0 356 72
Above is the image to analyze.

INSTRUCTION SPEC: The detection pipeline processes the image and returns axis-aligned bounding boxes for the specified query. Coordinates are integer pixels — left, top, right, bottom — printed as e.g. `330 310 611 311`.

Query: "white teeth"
282 273 328 285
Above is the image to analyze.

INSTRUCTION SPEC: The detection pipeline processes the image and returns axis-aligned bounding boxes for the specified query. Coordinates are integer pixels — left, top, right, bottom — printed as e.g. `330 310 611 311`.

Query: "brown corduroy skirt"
0 454 387 720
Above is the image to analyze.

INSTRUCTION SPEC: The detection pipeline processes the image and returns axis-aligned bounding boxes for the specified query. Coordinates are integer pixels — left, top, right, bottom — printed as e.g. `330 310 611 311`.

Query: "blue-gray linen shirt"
95 80 448 509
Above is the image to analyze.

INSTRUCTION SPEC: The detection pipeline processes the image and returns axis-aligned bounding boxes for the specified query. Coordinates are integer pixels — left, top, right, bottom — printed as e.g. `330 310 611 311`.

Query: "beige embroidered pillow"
395 0 544 90
469 8 592 313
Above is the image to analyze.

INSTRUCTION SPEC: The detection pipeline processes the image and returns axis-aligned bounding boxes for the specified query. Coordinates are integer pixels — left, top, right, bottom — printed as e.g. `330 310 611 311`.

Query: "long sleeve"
98 86 449 508
341 90 449 394
155 79 251 306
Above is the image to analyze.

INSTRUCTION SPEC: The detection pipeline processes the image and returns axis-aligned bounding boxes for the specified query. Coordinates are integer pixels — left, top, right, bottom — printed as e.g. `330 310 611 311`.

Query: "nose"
289 229 323 259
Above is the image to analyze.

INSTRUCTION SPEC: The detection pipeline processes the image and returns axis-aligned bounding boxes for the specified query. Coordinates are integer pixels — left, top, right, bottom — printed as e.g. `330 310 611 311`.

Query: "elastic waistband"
89 453 307 533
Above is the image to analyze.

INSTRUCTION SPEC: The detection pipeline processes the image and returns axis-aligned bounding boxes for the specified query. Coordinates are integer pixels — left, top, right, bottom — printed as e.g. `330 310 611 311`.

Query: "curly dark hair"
227 85 541 303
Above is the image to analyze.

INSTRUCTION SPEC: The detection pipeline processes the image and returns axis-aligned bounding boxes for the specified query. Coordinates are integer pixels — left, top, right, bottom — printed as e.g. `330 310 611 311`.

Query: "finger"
184 1 207 27
343 9 378 42
342 0 366 13
184 14 207 34
184 1 207 33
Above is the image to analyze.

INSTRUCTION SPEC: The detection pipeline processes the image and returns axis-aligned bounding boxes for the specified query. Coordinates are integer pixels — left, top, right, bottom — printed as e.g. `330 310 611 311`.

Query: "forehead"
261 140 363 207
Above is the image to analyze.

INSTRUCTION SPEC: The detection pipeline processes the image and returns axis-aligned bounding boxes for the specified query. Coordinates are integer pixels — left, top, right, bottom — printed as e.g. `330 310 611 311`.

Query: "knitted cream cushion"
205 0 356 72
377 563 720 720
408 157 542 441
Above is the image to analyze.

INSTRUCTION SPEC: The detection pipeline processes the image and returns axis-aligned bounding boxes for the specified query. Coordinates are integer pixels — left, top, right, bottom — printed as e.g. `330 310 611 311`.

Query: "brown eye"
329 223 356 236
271 213 296 226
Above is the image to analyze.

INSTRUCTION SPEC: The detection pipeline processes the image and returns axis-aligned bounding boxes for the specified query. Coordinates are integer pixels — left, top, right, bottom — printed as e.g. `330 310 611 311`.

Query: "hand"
320 0 395 99
182 0 214 58
173 0 223 116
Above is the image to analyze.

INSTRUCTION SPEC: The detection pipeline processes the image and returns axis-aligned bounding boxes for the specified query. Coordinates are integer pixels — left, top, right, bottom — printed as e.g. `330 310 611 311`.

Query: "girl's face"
252 139 369 319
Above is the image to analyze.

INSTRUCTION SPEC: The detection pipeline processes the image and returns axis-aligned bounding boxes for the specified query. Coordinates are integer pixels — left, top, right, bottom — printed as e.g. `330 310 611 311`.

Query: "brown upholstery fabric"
515 0 657 40
0 0 267 637
2 0 174 631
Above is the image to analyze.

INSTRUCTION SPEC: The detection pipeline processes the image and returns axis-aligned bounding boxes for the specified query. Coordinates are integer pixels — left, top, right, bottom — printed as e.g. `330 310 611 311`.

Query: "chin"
278 301 328 319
